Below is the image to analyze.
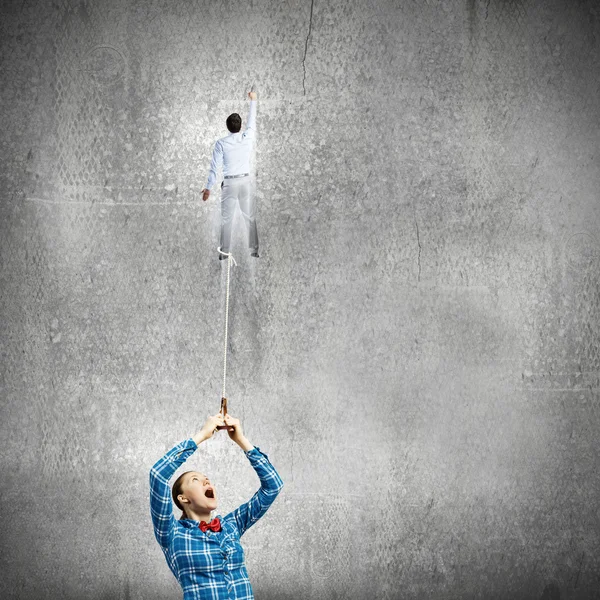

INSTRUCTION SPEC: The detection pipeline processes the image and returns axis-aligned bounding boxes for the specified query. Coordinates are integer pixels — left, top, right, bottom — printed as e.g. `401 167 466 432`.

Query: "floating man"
202 89 259 260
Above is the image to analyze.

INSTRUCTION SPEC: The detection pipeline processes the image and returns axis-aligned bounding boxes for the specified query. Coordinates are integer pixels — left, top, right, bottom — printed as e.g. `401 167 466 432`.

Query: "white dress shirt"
205 100 257 190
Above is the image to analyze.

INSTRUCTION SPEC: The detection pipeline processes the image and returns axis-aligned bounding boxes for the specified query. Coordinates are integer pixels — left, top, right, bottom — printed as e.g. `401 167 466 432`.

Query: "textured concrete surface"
1 0 599 598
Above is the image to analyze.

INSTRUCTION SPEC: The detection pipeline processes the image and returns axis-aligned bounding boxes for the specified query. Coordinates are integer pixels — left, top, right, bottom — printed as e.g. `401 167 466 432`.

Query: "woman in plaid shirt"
149 412 284 599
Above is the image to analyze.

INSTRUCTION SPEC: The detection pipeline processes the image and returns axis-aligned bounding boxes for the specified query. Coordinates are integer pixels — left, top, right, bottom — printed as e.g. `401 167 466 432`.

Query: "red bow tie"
199 517 221 533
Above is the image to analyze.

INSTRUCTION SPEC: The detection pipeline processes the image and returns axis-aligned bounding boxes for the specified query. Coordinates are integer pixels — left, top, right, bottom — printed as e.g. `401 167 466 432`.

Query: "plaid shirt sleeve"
229 446 284 537
149 437 198 548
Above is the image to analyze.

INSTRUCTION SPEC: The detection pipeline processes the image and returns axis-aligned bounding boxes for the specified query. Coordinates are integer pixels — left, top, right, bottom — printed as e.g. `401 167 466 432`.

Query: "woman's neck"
184 508 214 522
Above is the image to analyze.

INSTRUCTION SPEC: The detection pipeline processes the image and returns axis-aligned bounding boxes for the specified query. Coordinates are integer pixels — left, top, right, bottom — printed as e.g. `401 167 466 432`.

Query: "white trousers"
219 175 259 254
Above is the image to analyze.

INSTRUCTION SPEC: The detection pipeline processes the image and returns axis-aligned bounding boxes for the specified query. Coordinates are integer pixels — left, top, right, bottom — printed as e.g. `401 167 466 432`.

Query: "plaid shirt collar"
179 515 223 529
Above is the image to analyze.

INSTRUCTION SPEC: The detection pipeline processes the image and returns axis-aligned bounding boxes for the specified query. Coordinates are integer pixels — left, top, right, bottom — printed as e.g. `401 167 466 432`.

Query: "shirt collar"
180 515 222 528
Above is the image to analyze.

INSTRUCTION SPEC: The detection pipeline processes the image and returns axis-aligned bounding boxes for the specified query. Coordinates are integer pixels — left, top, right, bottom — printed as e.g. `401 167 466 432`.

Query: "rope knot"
217 246 237 266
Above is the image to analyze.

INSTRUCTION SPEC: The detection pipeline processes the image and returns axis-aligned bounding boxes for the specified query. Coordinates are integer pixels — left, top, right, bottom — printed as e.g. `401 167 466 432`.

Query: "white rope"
217 246 237 401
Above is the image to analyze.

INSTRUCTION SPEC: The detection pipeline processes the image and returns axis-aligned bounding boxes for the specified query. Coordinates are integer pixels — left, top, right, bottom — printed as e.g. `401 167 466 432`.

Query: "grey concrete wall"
1 0 599 598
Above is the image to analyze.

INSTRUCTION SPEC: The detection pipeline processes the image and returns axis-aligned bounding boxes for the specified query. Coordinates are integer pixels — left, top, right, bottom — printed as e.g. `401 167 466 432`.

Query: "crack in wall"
302 0 315 96
414 215 422 282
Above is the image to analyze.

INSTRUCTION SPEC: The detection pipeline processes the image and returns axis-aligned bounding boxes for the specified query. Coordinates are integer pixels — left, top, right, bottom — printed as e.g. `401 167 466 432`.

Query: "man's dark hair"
226 113 242 133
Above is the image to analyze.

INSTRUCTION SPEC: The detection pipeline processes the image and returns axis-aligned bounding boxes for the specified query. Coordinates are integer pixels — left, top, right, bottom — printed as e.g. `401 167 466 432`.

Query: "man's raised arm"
243 91 257 140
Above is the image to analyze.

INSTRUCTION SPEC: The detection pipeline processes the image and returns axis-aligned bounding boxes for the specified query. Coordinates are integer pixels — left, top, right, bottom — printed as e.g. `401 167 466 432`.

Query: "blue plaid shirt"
149 438 283 600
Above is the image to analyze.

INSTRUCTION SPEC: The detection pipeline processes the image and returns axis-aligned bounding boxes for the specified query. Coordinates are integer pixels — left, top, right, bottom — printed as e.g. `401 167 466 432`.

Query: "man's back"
206 99 257 190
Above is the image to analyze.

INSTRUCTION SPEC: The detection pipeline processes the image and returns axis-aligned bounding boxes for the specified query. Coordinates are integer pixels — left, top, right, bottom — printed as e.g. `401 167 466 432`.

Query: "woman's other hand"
199 413 225 442
223 413 244 445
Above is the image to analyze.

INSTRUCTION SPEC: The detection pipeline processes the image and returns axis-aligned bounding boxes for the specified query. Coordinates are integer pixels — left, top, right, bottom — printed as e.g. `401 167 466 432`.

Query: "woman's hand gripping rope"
199 412 243 443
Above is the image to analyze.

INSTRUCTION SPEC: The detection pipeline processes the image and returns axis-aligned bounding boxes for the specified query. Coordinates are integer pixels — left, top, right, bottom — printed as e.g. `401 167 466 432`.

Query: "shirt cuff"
245 445 271 461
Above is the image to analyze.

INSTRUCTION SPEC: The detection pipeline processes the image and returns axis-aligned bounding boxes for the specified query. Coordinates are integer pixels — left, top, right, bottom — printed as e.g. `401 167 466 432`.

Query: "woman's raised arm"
149 438 198 547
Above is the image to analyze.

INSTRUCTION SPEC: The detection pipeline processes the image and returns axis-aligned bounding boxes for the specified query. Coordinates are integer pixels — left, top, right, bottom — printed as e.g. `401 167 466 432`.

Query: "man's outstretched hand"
201 189 210 201
248 91 257 100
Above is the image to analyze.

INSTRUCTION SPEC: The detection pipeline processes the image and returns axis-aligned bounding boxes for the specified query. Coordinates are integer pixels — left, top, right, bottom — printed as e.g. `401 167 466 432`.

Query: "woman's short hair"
172 471 192 518
226 113 242 133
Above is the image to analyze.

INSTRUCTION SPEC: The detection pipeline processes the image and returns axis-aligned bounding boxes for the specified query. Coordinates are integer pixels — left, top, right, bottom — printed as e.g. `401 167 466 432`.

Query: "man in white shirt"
202 91 259 260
